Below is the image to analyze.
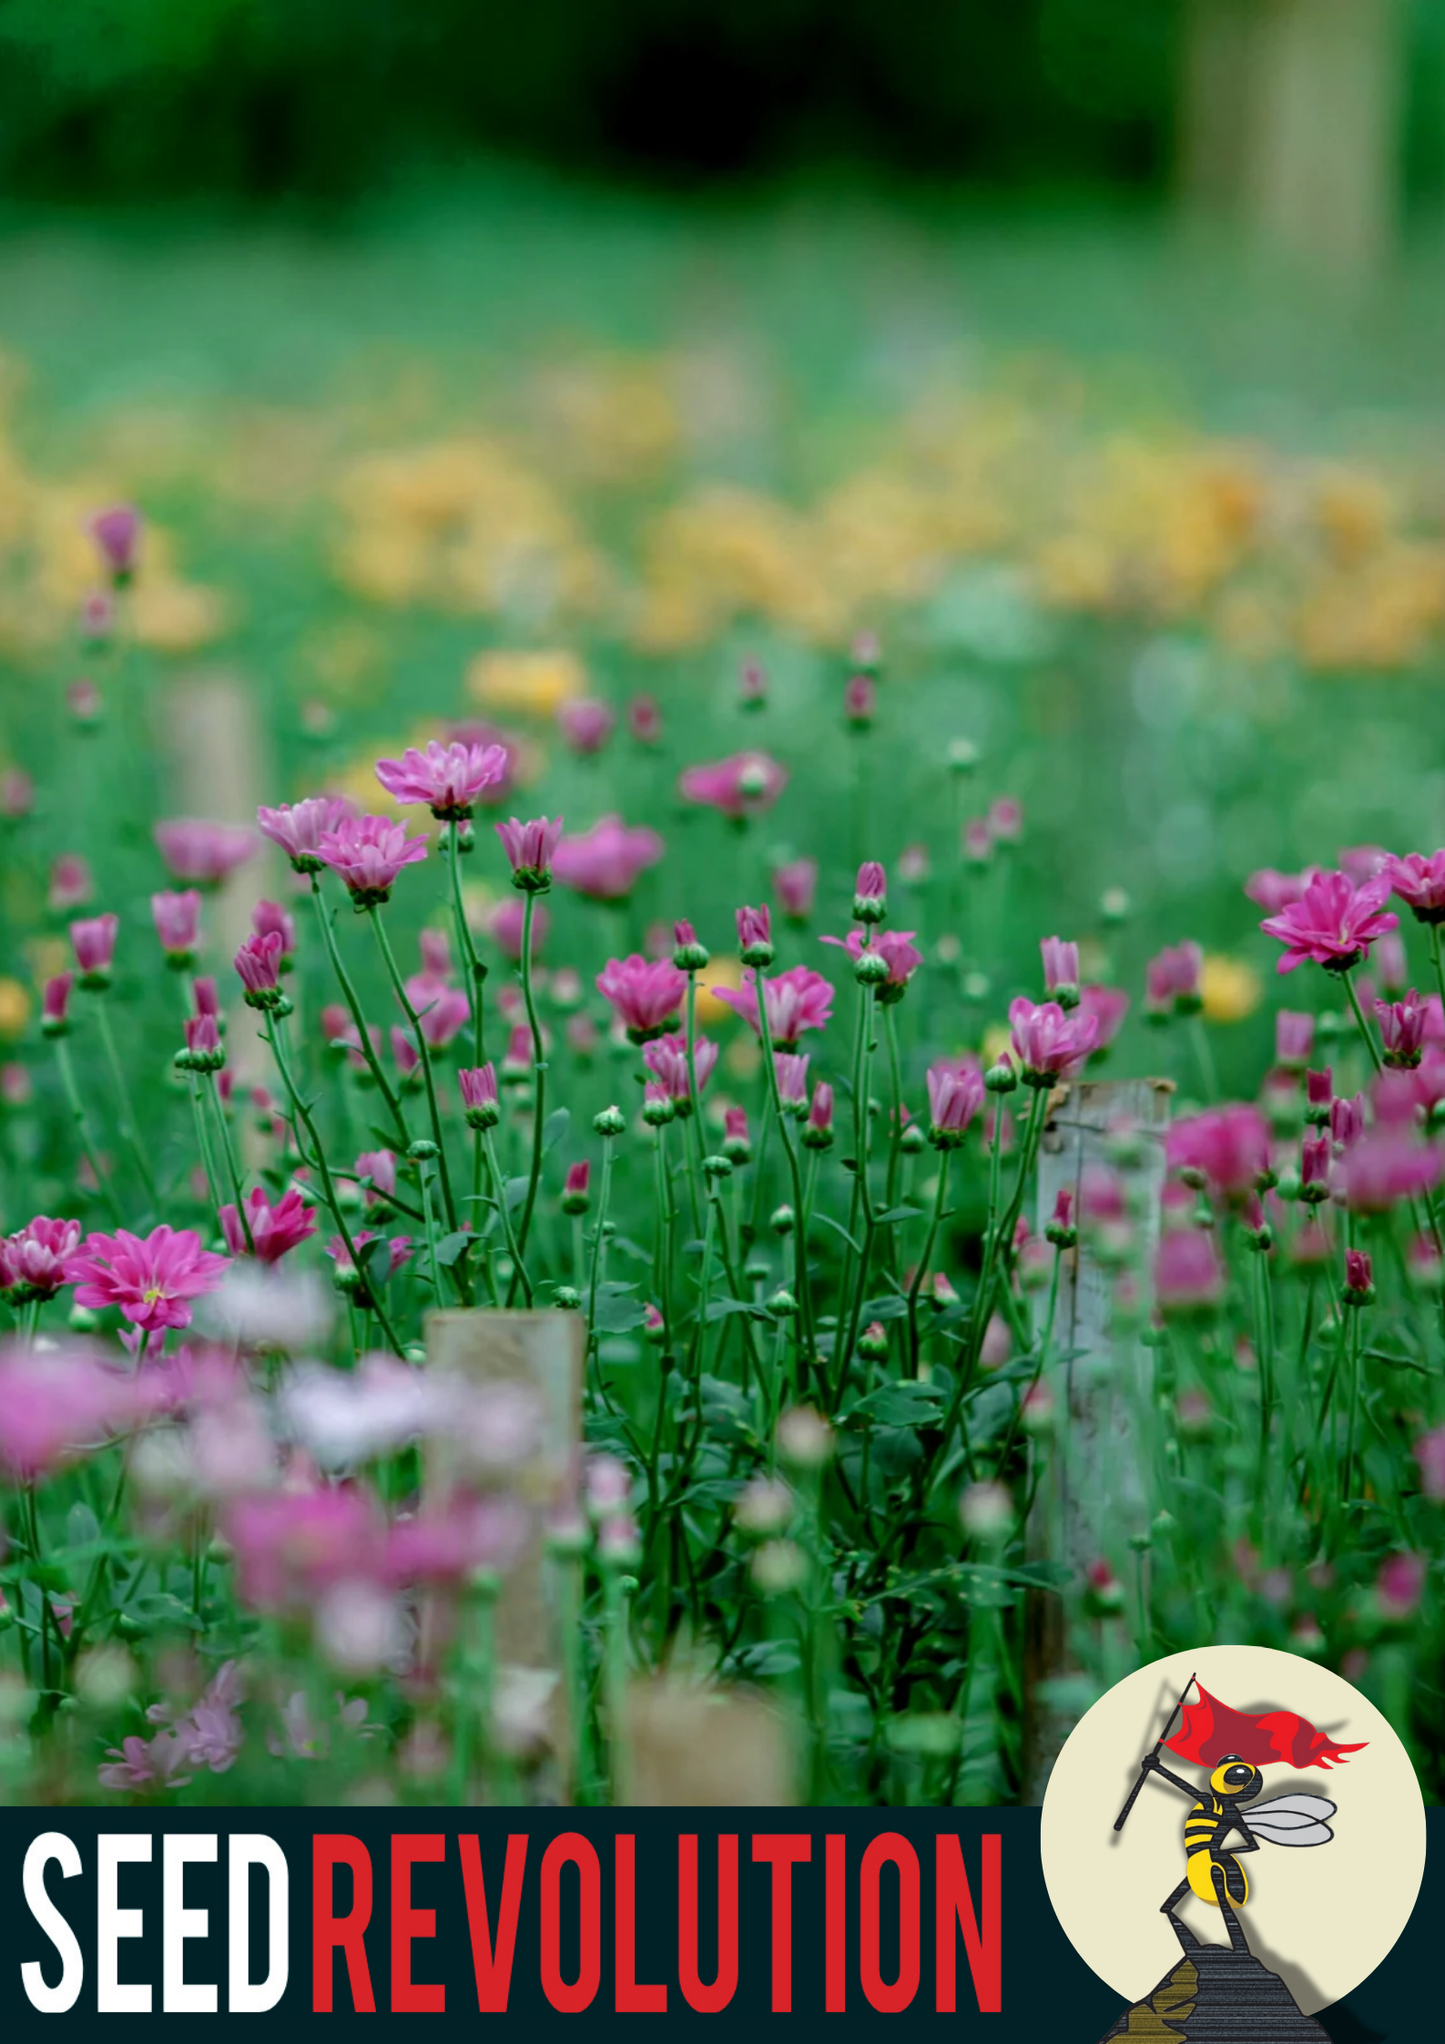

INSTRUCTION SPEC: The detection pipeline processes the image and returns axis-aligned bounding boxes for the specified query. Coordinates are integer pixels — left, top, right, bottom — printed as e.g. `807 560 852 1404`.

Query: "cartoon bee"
1138 1749 1337 1951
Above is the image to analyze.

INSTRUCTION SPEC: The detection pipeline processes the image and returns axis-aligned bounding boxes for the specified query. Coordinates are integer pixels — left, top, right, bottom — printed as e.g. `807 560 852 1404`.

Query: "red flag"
1163 1682 1368 1771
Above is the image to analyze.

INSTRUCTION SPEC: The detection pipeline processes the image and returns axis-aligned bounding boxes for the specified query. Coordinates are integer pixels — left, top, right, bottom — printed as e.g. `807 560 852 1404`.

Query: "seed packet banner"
2 1808 1436 2032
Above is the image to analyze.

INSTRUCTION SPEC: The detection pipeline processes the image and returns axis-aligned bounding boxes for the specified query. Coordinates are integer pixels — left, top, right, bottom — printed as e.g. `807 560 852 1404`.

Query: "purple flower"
556 698 616 755
1007 998 1099 1084
154 819 257 888
495 815 564 891
70 913 118 984
1040 936 1080 1002
317 815 429 905
1384 850 1445 924
88 504 141 580
1335 1131 1443 1213
1260 870 1399 975
257 795 357 872
1167 1106 1269 1203
596 956 687 1042
712 965 834 1048
1154 1230 1225 1315
551 816 664 902
679 751 788 821
375 738 508 820
926 1059 985 1145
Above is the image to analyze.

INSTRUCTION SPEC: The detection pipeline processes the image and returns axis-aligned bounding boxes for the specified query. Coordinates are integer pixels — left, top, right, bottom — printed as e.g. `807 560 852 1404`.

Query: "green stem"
1342 967 1385 1078
482 1129 533 1304
206 1076 254 1251
446 821 488 1069
904 1148 951 1377
53 1037 122 1223
310 875 411 1146
508 889 548 1300
371 908 461 1236
93 998 159 1207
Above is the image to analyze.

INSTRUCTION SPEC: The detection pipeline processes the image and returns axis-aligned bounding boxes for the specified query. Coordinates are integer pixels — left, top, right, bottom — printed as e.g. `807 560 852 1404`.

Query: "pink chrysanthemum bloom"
1334 1130 1443 1213
98 1732 193 1794
0 766 34 818
1339 844 1392 885
374 737 508 820
234 930 285 1007
556 698 616 755
403 969 470 1050
489 897 549 962
596 955 687 1043
1414 1427 1445 1500
1331 1092 1366 1149
182 1014 223 1070
1153 1229 1225 1316
988 796 1023 844
774 858 818 921
66 1225 230 1333
737 904 772 958
1377 990 1430 1069
1274 1010 1314 1071
257 795 358 873
192 976 220 1019
712 964 835 1047
641 1031 718 1102
1343 1248 1374 1299
390 1025 420 1077
926 1059 985 1146
154 819 257 888
42 973 73 1035
50 853 93 912
1260 870 1398 975
627 694 663 745
152 890 202 964
220 1186 317 1265
723 1105 751 1160
1384 850 1445 924
820 928 922 999
1078 984 1129 1050
1167 1105 1270 1203
317 814 428 906
1145 941 1204 1016
70 913 119 986
1377 1553 1426 1619
806 1081 834 1141
355 1149 397 1203
0 1341 145 1480
551 815 665 902
495 815 564 892
458 1063 501 1129
773 1052 810 1109
843 674 876 727
1244 867 1320 913
1374 930 1409 994
252 899 296 958
1040 936 1080 1003
88 503 142 580
1008 997 1099 1084
679 750 788 821
0 1217 82 1302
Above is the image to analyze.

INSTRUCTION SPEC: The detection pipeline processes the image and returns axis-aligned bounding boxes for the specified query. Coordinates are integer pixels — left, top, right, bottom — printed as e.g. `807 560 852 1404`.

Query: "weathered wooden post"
425 1309 583 1800
1023 1077 1172 1801
625 1678 793 1806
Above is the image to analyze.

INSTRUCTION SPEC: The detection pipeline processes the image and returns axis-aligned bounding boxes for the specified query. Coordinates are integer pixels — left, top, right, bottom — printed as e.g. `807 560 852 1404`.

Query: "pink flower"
154 819 257 887
0 1217 82 1301
88 503 141 578
488 897 549 961
641 1031 718 1101
926 1059 985 1143
1167 1106 1269 1202
898 844 929 884
391 1026 420 1077
42 974 73 1032
50 854 92 912
1376 1553 1426 1619
1040 937 1079 1000
1244 868 1319 913
0 768 33 818
252 899 296 957
1275 1010 1314 1070
257 795 357 871
962 817 993 864
1335 1131 1443 1213
596 955 687 1041
1008 997 1099 1082
1331 1092 1366 1148
1374 930 1409 993
989 797 1023 843
355 1150 396 1203
152 889 202 958
234 931 284 1003
317 814 428 904
556 698 616 755
737 904 772 956
724 1106 751 1152
843 673 876 726
70 913 118 983
712 964 834 1047
1078 984 1129 1049
1260 870 1399 975
552 815 665 902
1339 844 1392 885
1413 1427 1445 1500
325 1232 413 1287
221 1187 317 1264
1145 942 1203 1015
98 1732 193 1793
0 1341 146 1480
495 815 564 888
375 738 508 819
564 1161 590 1202
1384 850 1445 924
66 1225 230 1332
775 858 818 920
820 927 922 994
404 973 470 1049
1378 990 1431 1067
458 1064 500 1126
1154 1230 1225 1315
679 750 788 821
225 1486 385 1611
628 694 663 744
1301 1131 1332 1195
1344 1248 1374 1297
739 658 767 708
807 1082 834 1139
774 1052 810 1108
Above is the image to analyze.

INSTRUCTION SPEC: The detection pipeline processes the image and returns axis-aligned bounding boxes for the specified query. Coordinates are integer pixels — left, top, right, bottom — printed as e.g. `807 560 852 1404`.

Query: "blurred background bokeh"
6 1 1445 1090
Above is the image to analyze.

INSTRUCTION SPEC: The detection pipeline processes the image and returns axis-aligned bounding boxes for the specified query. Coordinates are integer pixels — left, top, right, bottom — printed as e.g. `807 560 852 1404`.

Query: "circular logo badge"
1041 1645 1425 2021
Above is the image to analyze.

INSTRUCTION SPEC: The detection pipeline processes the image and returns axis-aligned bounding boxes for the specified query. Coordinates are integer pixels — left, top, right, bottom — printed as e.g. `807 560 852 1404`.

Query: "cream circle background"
1040 1645 1425 2015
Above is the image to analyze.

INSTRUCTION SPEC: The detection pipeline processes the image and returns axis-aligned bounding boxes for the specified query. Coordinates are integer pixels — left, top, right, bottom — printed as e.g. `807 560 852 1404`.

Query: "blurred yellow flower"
982 1023 1013 1067
468 649 585 717
29 938 69 986
1201 954 1264 1024
697 956 744 1025
724 1035 761 1081
0 978 30 1037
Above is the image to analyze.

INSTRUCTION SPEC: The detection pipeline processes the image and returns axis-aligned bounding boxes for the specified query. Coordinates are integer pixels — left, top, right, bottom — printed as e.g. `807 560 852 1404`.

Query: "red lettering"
751 1834 810 2013
458 1834 528 2013
390 1834 445 2014
312 1835 375 2013
678 1835 738 2014
539 1833 601 2014
935 1833 1001 2013
825 1834 846 2012
615 1836 667 2012
860 1833 920 2013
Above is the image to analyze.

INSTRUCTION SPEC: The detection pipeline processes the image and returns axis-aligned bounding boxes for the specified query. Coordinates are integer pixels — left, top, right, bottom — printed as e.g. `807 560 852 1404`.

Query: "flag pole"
1113 1670 1197 1832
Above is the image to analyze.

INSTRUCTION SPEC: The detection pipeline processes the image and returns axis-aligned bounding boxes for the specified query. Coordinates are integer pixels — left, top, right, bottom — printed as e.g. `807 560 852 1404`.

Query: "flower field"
1 205 1444 1805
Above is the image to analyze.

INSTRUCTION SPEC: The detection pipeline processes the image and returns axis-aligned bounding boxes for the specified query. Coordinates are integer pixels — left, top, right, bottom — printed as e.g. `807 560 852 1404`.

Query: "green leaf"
542 1107 570 1156
875 1204 923 1225
813 1212 862 1254
504 1174 528 1212
593 1281 644 1334
435 1230 472 1268
705 1296 761 1324
847 1381 946 1428
362 1237 395 1288
859 1294 909 1321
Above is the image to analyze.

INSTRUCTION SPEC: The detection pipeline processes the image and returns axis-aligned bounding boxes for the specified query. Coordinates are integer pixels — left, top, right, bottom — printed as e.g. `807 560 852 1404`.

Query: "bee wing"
1246 1794 1336 1846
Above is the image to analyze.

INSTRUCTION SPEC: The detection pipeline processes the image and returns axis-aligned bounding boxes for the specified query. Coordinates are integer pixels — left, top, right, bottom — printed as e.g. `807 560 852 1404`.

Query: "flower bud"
770 1204 795 1236
858 1321 889 1362
984 1058 1018 1094
767 1287 798 1318
593 1103 626 1138
854 948 890 987
900 1122 927 1155
553 1285 581 1310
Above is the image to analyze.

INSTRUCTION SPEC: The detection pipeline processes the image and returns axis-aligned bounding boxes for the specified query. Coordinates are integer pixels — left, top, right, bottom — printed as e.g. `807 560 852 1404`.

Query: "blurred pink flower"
0 1217 82 1302
1339 844 1392 885
50 854 93 912
355 1150 396 1204
495 815 564 886
152 889 201 958
556 698 616 755
375 738 507 819
88 503 141 579
154 819 257 887
70 913 118 981
1244 868 1319 913
713 964 834 1047
220 1187 317 1265
820 928 923 993
0 1341 144 1479
1078 983 1129 1049
0 768 33 818
1008 997 1099 1081
641 1031 718 1101
1377 990 1430 1067
1384 850 1445 924
1154 1230 1225 1315
404 975 470 1049
1413 1428 1445 1500
488 896 549 961
773 1052 810 1107
1331 1092 1366 1148
1376 1552 1425 1618
1260 870 1398 975
596 955 686 1040
1334 1131 1443 1213
552 815 664 901
67 1225 230 1333
989 796 1023 843
1168 1106 1269 1202
257 795 357 872
1344 1248 1374 1297
317 814 428 904
737 904 772 954
1145 942 1204 1014
775 858 818 920
807 1082 834 1138
251 899 296 957
627 694 663 745
843 674 876 726
42 973 73 1031
99 1732 192 1793
1274 1010 1314 1070
225 1485 385 1610
679 750 788 820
